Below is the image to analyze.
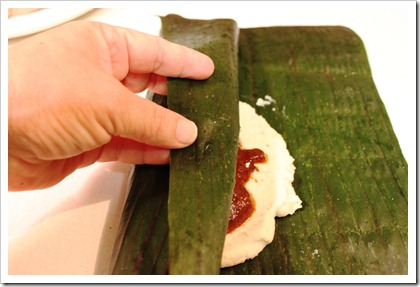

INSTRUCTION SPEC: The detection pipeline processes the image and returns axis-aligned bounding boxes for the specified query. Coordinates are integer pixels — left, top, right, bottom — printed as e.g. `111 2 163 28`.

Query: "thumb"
104 82 197 149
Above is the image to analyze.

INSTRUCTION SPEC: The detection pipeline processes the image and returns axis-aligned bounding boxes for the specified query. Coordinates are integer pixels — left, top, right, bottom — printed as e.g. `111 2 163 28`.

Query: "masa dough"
221 102 302 268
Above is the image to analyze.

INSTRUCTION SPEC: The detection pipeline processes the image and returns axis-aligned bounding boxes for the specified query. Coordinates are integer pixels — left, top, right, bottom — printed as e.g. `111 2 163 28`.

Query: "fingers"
96 22 215 80
122 72 168 95
99 137 171 164
77 137 171 168
81 21 208 149
102 79 197 149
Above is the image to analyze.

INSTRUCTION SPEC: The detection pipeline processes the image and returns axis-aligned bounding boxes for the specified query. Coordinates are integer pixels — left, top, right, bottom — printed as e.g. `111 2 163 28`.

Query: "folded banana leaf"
162 15 240 274
110 16 408 275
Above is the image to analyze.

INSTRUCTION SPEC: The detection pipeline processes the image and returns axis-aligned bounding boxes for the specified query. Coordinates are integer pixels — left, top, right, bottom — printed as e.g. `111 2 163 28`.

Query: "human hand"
8 21 214 191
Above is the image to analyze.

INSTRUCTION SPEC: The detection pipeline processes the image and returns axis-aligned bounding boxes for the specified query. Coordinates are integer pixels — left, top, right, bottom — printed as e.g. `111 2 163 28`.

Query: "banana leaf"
222 26 407 275
162 14 240 275
110 17 408 275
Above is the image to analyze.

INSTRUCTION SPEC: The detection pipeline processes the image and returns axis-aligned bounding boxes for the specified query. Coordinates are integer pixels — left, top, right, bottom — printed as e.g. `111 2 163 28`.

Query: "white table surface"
3 2 416 283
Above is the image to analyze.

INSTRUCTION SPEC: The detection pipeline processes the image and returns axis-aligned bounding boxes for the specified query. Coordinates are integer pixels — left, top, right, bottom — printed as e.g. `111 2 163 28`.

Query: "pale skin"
8 21 215 191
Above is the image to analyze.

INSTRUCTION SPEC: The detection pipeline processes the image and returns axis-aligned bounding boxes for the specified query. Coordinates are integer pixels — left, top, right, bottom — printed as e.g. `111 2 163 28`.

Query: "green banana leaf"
222 26 408 275
162 15 240 275
111 16 408 275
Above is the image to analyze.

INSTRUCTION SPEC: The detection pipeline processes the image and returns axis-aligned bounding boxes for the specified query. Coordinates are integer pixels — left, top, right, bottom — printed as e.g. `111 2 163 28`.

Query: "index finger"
98 22 215 80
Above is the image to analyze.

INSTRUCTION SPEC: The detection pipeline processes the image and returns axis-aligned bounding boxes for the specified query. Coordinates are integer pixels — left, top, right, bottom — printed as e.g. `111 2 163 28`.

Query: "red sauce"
227 147 267 233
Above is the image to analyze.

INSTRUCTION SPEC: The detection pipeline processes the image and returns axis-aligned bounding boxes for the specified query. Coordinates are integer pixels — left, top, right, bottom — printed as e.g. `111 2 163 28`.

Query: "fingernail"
176 119 198 145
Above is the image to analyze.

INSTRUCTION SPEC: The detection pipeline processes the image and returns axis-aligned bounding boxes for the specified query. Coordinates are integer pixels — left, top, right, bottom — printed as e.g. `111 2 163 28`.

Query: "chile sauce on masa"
227 147 267 233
